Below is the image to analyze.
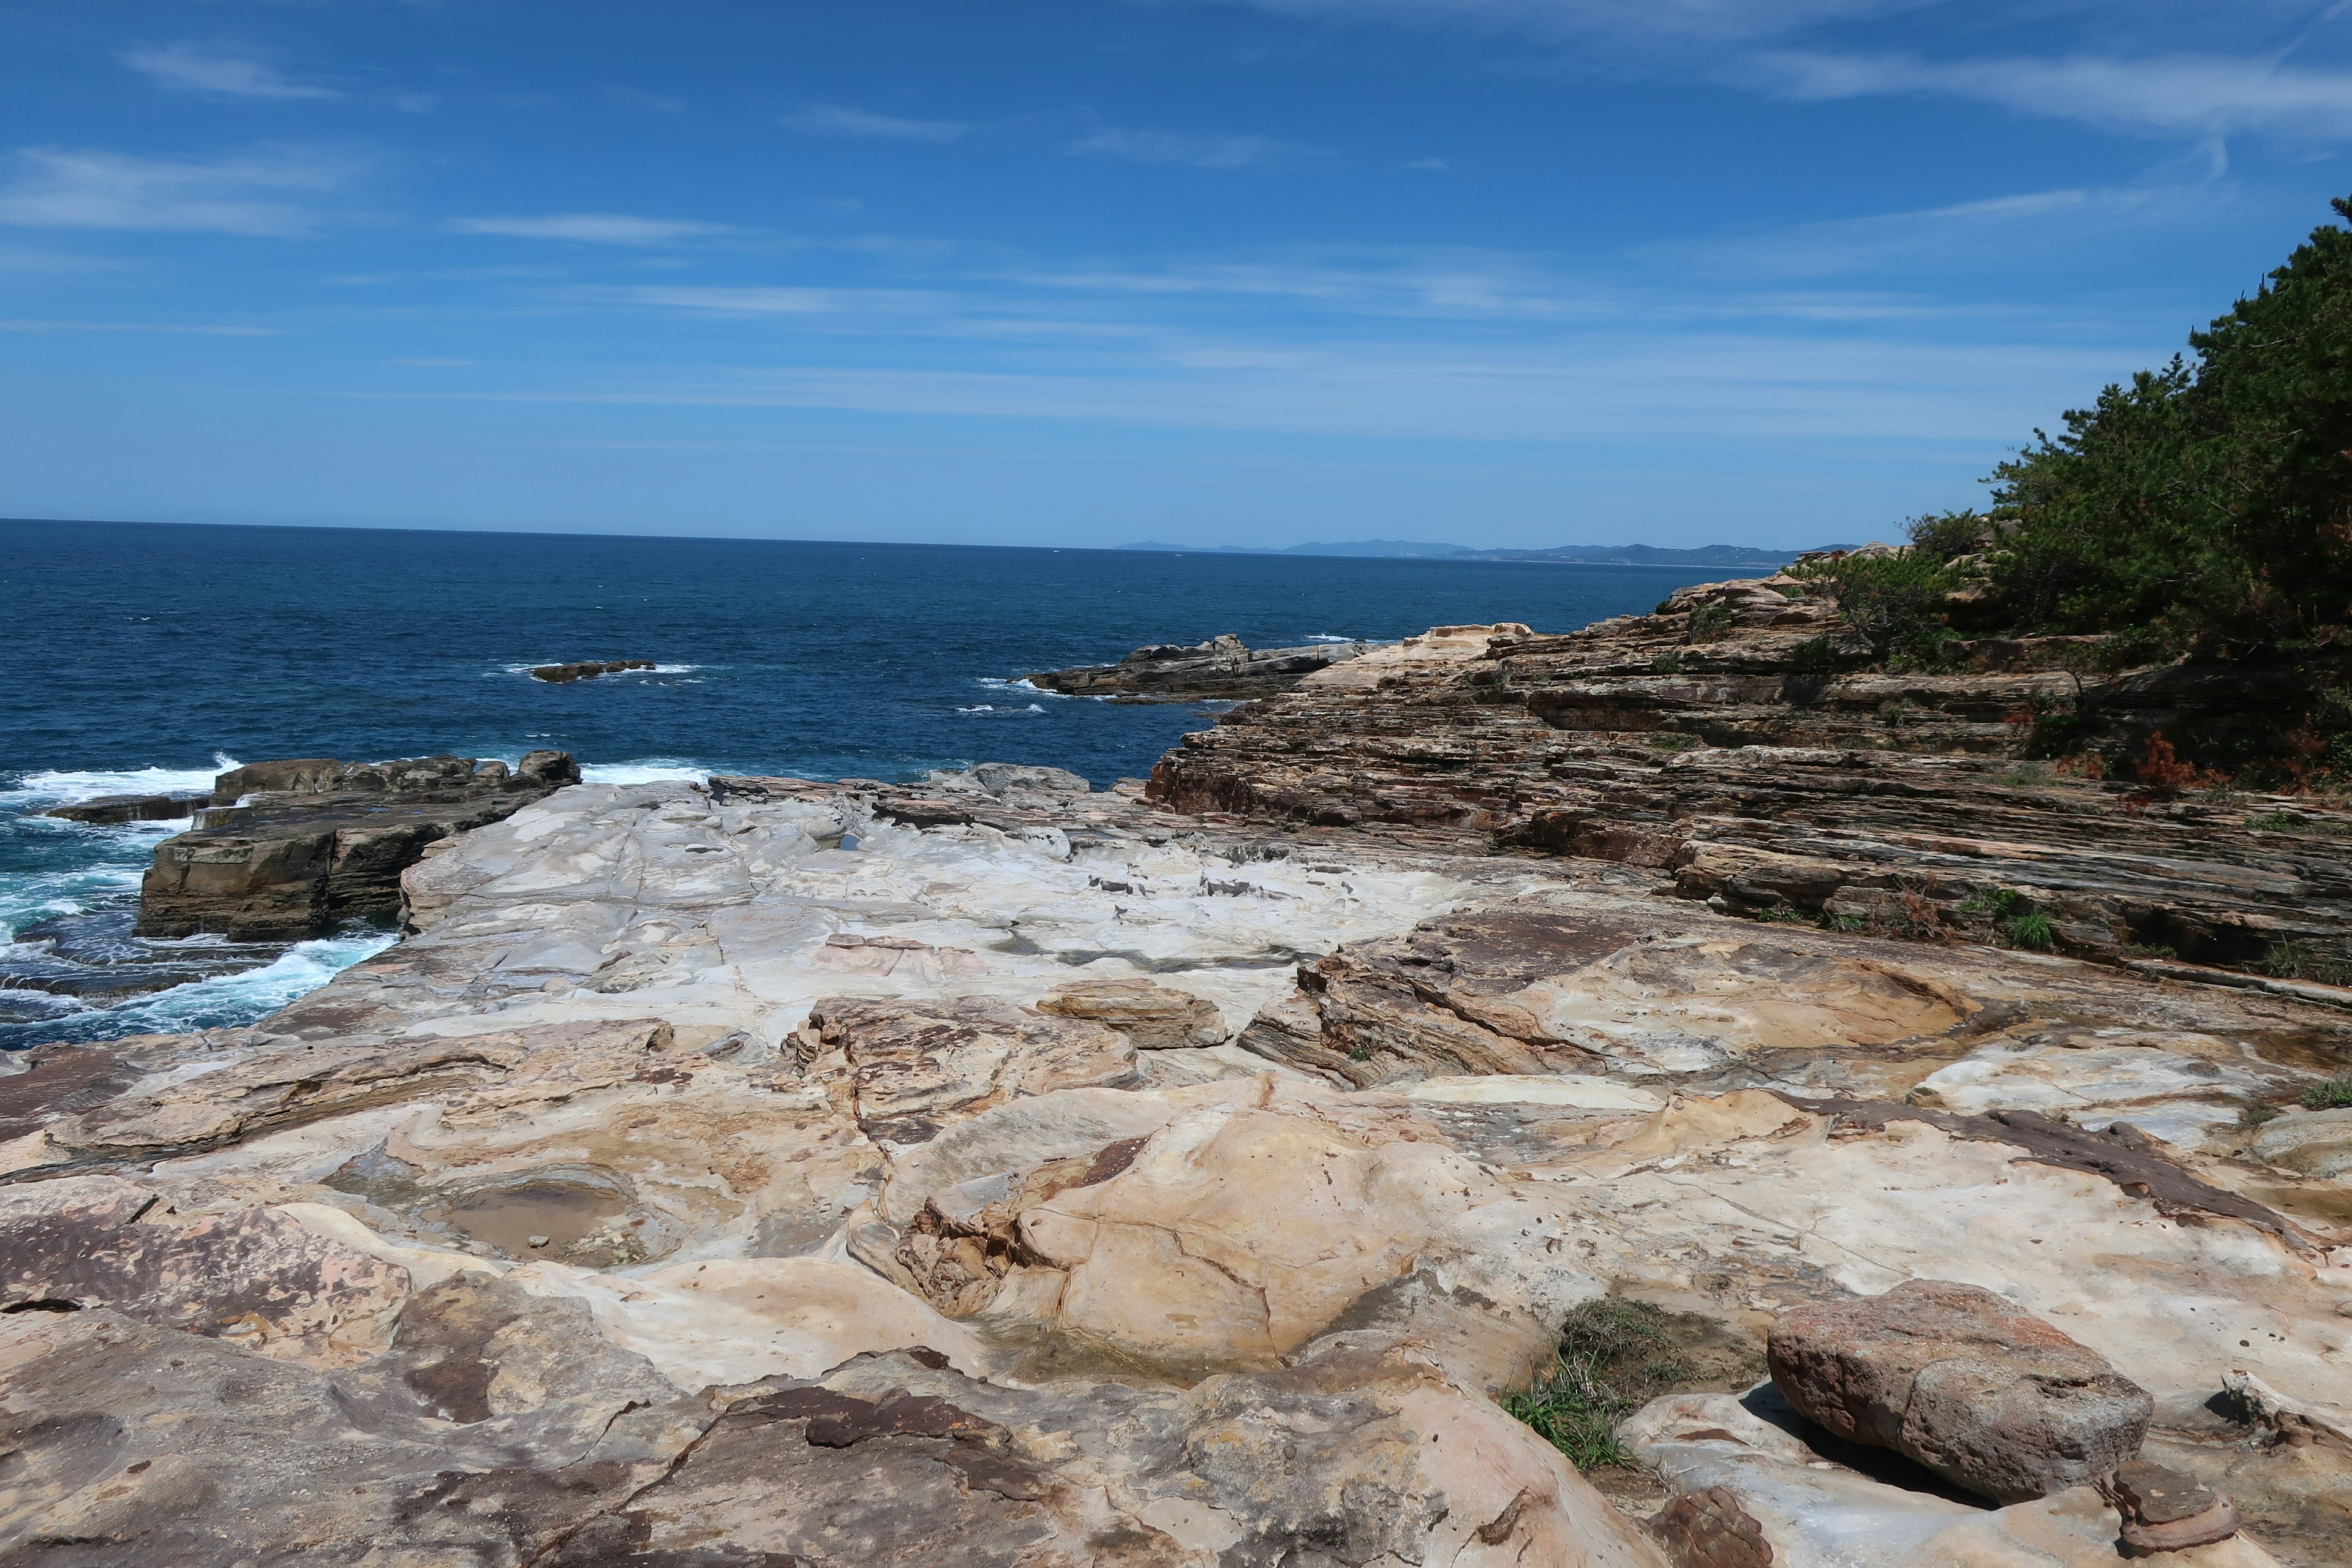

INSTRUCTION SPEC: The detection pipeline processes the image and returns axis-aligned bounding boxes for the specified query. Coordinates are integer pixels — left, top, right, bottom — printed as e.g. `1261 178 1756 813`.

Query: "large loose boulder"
1766 1278 2153 1504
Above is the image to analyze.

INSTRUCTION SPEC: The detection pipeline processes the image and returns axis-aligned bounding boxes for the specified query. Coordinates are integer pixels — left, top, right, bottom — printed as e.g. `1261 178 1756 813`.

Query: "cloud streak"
783 104 973 141
119 42 337 101
0 147 343 236
1764 51 2352 140
1068 126 1321 169
445 213 743 245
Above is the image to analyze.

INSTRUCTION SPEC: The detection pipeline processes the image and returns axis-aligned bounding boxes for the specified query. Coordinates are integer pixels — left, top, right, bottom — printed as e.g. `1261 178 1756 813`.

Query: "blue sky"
1 1 2348 549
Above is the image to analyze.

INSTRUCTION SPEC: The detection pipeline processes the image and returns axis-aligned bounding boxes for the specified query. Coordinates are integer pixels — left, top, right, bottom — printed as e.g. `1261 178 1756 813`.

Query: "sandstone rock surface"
1148 579 2352 974
6 597 2352 1566
1767 1278 2155 1503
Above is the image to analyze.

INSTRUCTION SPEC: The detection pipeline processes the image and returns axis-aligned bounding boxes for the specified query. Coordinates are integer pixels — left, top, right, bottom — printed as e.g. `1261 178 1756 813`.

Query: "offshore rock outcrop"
4 627 2351 1564
135 750 580 940
1029 631 1387 699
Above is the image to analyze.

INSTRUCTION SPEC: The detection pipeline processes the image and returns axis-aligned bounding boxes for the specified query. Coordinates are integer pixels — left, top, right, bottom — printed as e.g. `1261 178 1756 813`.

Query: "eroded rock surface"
1147 586 2352 975
2 673 2351 1564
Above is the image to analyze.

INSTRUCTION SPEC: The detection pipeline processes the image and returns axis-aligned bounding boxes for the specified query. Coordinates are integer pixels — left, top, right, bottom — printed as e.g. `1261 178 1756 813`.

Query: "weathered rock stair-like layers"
1150 582 2352 973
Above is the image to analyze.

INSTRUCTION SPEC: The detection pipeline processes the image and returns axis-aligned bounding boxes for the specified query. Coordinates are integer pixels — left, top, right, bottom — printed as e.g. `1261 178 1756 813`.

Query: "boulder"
1767 1278 2154 1503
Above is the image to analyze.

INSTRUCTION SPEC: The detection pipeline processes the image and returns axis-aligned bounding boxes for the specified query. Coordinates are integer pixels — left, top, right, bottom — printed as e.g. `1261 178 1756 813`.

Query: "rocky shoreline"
2 586 2350 1566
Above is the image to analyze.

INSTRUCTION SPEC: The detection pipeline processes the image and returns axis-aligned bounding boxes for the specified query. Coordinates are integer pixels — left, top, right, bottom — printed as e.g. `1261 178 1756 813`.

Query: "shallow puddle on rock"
444 1182 627 1257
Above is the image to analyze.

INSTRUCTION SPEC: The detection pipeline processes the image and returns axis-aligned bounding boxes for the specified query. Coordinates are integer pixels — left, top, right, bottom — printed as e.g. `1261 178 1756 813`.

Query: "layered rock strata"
135 750 581 940
1029 631 1388 699
1147 592 2352 977
2 732 2350 1560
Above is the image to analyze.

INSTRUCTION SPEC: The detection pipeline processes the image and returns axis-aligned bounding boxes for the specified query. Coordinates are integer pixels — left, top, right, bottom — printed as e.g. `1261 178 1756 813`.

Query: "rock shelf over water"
135 750 581 941
1028 630 1390 699
4 581 2351 1566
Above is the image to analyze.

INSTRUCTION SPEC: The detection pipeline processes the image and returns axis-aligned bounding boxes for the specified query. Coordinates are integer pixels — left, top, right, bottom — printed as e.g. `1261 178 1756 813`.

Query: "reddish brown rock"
1767 1278 2154 1503
2108 1460 2241 1553
1646 1486 1773 1568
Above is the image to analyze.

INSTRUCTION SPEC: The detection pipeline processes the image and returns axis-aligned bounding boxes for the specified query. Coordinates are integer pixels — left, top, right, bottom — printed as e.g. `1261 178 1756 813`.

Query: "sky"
1 2 2350 551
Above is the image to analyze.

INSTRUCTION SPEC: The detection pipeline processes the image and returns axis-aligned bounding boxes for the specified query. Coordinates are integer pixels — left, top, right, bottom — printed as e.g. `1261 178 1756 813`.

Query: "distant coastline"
1115 538 1841 566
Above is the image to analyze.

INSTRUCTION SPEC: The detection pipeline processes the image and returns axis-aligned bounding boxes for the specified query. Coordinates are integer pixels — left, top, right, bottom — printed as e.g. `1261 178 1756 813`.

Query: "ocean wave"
66 932 393 1039
975 677 1066 698
580 760 712 786
956 704 1045 715
1 753 238 807
1303 635 1360 644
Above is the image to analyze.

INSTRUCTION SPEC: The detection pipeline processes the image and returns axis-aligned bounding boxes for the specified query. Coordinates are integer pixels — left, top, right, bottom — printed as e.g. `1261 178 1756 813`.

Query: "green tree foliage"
1788 545 1960 668
1989 195 2352 651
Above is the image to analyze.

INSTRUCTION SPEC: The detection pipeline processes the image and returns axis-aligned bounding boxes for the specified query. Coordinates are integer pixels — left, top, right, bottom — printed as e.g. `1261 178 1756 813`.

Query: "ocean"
2 517 1737 1049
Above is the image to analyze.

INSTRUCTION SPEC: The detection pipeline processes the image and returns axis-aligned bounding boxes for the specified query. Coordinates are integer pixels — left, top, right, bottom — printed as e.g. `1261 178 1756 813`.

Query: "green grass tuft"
2006 911 2055 950
1501 1298 1678 1471
2300 1076 2352 1110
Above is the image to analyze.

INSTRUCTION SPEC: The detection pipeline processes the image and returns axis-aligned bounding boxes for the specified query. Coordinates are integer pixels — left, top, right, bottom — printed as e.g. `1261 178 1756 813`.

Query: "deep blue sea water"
1 517 1736 1048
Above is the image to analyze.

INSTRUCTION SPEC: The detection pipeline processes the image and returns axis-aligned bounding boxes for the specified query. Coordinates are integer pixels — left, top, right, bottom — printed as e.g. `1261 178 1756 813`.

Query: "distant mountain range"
1115 539 1842 565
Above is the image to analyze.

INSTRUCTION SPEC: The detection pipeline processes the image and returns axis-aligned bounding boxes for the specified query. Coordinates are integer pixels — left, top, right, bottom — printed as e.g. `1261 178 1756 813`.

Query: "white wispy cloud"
1764 51 2352 140
444 213 744 245
0 147 343 236
1068 126 1321 169
783 104 973 141
119 42 338 101
1660 176 2240 278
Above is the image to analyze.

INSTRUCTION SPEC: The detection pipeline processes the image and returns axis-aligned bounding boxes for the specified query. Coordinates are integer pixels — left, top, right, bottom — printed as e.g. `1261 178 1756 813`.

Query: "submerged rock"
1767 1278 2155 1504
528 658 655 682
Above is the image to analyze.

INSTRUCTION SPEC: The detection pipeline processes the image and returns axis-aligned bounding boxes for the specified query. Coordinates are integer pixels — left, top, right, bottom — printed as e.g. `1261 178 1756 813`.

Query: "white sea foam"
580 760 711 786
1303 635 1360 644
957 704 1044 715
976 676 1066 698
89 932 398 1036
1 753 237 808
